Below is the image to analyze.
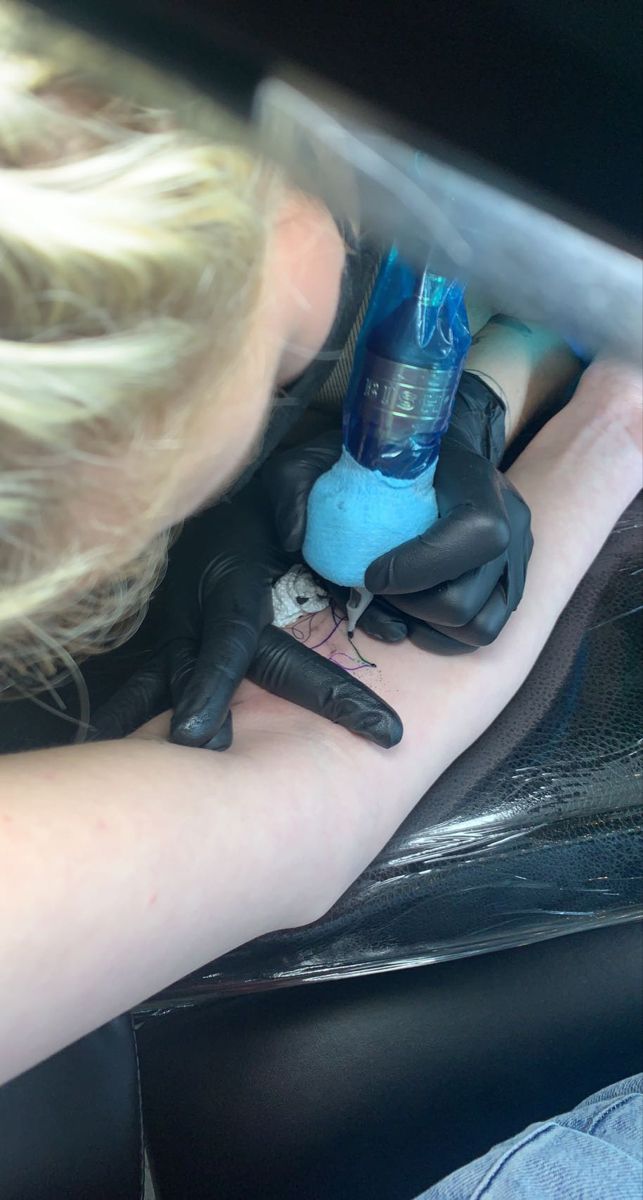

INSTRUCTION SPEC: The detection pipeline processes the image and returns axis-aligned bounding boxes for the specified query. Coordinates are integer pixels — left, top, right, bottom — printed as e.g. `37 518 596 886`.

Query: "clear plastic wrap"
255 76 643 364
12 6 641 362
146 496 643 1009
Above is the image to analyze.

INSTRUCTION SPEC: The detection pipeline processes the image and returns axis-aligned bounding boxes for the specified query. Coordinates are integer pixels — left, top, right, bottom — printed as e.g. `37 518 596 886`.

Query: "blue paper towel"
303 448 439 588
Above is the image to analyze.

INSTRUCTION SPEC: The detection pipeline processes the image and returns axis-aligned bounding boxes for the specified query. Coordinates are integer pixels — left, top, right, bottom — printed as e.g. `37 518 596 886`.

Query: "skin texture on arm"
465 315 579 441
0 360 640 1085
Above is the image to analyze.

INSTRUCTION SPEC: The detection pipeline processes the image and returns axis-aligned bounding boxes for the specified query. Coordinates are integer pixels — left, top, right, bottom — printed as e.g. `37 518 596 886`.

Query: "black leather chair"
1 493 640 1200
146 495 643 1006
0 1017 142 1200
135 490 642 1198
137 922 643 1200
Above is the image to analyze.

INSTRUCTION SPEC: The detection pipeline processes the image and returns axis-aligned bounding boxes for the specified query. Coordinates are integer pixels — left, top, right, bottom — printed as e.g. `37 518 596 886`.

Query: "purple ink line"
310 609 342 651
328 651 370 673
291 613 315 643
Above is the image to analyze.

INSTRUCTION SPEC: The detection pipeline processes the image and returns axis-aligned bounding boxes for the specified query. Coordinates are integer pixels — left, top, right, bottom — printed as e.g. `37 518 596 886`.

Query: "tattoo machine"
303 246 471 632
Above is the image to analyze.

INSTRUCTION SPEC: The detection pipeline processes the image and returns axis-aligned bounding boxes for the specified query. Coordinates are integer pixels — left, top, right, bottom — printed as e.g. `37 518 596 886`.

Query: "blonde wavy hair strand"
0 1 282 705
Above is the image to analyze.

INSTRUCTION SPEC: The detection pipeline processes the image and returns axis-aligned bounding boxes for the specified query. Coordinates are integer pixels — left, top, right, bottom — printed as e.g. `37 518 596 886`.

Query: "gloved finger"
324 582 408 643
406 619 478 656
263 430 342 553
89 652 170 740
505 527 533 614
168 641 233 750
167 637 199 708
168 638 231 748
428 580 512 648
202 711 233 752
503 488 534 614
170 587 268 748
358 600 409 643
433 437 507 511
365 503 511 596
248 625 403 748
407 504 533 654
396 484 532 626
385 555 504 628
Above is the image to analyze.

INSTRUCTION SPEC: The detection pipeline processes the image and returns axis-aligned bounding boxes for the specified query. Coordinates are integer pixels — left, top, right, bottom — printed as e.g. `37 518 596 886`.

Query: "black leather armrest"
138 923 643 1200
0 1016 143 1200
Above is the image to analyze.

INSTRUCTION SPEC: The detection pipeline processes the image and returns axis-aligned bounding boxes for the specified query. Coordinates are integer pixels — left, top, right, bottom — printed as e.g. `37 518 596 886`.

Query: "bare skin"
466 316 579 440
0 359 640 1085
149 192 348 530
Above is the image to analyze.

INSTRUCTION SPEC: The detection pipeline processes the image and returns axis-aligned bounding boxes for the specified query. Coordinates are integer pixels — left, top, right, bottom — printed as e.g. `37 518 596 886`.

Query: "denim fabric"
415 1075 643 1200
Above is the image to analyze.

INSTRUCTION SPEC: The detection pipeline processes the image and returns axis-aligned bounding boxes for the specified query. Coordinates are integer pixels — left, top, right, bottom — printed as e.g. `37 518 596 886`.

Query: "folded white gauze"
271 565 329 629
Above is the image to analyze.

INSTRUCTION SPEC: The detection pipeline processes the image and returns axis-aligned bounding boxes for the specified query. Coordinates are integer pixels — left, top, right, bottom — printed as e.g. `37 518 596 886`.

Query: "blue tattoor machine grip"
303 247 471 630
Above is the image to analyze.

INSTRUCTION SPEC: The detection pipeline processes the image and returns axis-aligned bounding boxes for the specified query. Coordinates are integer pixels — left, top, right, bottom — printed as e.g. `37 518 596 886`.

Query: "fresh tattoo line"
288 599 377 673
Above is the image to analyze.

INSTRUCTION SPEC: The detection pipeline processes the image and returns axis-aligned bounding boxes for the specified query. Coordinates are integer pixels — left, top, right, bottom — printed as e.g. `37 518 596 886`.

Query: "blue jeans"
416 1075 643 1199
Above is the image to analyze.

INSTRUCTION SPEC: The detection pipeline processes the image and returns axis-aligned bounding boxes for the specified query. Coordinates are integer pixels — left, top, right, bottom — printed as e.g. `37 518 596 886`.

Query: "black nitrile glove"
264 372 533 653
91 478 402 749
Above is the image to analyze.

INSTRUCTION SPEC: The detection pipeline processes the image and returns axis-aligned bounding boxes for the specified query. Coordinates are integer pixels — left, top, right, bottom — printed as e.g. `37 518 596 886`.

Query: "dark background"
36 0 643 248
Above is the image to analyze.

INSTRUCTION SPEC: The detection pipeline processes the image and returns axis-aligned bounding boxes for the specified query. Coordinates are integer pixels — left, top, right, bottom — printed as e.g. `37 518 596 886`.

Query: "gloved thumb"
170 582 271 748
263 429 342 553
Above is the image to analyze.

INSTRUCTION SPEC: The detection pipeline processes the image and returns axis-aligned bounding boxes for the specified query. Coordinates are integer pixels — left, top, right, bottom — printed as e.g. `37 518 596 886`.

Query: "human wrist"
272 194 346 387
446 371 507 464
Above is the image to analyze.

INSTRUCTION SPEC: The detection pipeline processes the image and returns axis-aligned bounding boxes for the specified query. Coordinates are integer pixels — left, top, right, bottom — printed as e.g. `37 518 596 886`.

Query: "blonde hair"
0 2 281 698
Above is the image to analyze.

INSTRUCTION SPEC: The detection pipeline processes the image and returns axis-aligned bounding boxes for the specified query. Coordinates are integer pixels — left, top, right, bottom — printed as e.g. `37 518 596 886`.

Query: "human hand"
264 373 533 653
91 479 402 749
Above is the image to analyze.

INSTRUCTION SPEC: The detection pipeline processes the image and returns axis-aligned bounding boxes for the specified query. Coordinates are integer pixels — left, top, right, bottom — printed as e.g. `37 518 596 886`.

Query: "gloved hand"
264 372 533 653
91 478 402 749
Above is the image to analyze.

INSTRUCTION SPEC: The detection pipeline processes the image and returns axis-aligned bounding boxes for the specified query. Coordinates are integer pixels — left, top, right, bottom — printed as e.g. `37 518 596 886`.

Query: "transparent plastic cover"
255 76 642 365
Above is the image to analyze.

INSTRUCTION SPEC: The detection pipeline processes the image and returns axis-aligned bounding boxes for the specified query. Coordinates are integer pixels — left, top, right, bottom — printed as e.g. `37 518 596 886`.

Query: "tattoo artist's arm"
0 361 639 1087
465 315 579 441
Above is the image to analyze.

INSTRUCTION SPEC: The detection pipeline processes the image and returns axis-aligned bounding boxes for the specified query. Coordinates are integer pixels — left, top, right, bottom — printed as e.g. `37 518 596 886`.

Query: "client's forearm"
0 727 349 1084
0 364 638 1084
230 362 642 911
